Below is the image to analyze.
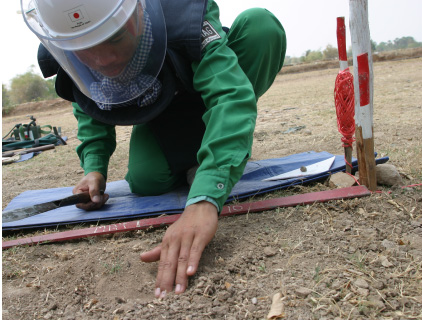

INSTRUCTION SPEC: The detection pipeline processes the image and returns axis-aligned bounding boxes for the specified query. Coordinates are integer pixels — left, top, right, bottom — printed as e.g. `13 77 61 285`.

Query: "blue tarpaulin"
2 151 388 230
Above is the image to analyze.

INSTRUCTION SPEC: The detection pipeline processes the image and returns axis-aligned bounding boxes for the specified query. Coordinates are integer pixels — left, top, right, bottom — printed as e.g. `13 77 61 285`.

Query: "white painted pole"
349 0 377 191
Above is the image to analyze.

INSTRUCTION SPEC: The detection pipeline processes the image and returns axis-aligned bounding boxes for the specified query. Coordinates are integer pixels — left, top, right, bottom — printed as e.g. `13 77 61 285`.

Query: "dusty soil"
2 58 422 320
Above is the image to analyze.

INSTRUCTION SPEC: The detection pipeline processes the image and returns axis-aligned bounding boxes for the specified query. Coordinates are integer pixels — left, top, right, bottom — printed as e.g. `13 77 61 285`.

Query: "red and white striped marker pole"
349 0 377 191
334 17 355 174
337 17 349 72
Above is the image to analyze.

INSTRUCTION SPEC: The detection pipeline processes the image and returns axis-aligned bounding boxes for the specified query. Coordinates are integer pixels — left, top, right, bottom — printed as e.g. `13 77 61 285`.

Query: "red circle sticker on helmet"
64 5 91 29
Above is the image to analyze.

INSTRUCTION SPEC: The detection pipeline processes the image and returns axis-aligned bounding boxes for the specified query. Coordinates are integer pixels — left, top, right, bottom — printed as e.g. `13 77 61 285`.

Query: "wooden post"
349 0 377 191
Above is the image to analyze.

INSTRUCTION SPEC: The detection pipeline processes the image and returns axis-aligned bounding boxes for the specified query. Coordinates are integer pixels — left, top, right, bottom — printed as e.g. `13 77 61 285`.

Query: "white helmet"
21 0 167 108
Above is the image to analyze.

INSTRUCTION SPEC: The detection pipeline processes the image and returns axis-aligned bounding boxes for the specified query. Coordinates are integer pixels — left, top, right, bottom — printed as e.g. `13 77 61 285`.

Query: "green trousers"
126 8 286 195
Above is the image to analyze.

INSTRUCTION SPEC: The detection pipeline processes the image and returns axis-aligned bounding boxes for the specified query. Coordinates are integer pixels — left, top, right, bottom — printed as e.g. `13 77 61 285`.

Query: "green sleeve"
72 102 116 180
187 0 257 210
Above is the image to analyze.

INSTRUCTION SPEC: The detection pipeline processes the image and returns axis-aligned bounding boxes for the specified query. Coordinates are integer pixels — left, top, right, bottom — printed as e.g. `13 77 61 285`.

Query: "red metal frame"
2 186 370 249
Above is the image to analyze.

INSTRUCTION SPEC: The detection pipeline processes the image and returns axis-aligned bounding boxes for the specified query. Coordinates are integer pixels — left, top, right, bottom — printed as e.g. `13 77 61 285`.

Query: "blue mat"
16 152 36 163
2 151 389 230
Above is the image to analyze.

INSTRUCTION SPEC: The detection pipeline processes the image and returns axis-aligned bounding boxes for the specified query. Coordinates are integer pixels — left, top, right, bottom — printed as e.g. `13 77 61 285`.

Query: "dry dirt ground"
2 58 422 320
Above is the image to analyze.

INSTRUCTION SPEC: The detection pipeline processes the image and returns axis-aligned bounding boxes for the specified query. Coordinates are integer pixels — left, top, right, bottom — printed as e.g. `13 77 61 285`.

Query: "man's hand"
140 201 218 298
73 171 109 210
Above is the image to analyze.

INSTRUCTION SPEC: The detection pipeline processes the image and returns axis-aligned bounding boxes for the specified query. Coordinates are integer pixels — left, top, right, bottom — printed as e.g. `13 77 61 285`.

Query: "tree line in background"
284 36 422 65
2 36 421 114
2 66 57 115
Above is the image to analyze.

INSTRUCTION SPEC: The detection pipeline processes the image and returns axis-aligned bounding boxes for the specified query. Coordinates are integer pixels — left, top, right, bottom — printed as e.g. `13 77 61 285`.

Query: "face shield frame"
22 0 167 107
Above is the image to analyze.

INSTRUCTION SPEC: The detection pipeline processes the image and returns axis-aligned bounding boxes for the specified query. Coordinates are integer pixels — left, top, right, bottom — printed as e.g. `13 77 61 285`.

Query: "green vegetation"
374 36 422 52
2 84 12 115
103 260 122 274
284 36 422 66
2 65 57 115
313 265 321 283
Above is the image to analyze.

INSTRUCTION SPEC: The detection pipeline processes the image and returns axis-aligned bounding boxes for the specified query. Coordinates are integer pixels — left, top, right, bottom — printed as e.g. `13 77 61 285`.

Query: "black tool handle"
56 192 92 207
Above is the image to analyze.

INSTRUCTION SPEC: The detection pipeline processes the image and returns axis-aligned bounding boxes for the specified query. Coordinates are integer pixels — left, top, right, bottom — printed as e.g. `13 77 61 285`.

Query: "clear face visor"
22 0 167 107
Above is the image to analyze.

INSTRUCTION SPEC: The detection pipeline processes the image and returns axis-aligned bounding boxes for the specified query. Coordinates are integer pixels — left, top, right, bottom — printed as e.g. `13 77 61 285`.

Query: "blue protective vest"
38 0 208 125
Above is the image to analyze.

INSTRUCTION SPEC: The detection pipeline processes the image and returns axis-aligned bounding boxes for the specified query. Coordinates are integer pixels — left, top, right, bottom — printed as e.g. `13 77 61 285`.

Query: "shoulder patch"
201 20 222 50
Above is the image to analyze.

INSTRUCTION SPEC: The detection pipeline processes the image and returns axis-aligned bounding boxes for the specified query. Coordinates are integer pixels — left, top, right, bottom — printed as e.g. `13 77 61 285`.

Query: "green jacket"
73 0 257 211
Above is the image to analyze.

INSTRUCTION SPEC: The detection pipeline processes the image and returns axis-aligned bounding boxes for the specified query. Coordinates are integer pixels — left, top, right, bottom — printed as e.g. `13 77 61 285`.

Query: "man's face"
74 7 143 78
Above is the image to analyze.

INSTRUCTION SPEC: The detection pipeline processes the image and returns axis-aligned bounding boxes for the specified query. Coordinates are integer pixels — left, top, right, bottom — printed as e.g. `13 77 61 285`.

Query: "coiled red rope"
334 68 355 150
